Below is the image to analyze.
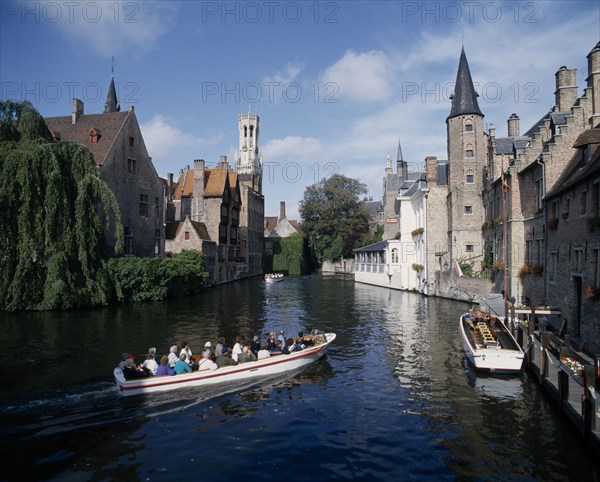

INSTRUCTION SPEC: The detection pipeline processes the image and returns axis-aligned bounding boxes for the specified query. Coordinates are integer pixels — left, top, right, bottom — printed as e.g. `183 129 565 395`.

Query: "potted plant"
411 227 424 237
411 263 424 272
585 285 600 300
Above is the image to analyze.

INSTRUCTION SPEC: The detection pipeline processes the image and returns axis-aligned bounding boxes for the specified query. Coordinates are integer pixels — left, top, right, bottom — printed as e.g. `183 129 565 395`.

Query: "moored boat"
114 333 336 396
460 310 524 373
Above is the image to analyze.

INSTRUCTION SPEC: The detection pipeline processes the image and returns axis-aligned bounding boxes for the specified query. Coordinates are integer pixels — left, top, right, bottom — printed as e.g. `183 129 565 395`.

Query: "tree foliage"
108 250 208 303
0 101 123 311
267 233 306 275
298 173 370 262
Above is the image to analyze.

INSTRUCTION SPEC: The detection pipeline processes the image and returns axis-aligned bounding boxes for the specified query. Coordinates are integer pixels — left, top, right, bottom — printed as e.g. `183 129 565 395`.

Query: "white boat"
460 310 524 373
114 333 336 396
264 273 284 282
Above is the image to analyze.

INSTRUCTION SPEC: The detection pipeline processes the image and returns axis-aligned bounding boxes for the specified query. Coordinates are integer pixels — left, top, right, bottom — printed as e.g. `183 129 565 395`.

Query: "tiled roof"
228 171 238 194
495 137 514 155
546 144 600 199
174 169 194 200
354 240 388 252
447 47 483 119
205 167 228 196
573 128 600 148
165 220 211 241
264 216 278 233
45 111 129 165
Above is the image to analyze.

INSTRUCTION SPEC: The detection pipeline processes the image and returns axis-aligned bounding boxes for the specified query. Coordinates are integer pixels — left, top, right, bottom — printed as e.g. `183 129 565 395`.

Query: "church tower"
235 113 264 276
446 47 486 269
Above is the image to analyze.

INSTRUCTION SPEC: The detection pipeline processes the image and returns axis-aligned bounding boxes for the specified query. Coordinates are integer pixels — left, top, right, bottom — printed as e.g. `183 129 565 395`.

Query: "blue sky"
1 1 599 220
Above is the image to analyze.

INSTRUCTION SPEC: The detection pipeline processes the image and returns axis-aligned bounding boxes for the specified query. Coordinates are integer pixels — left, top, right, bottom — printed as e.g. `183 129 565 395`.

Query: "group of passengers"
118 330 319 380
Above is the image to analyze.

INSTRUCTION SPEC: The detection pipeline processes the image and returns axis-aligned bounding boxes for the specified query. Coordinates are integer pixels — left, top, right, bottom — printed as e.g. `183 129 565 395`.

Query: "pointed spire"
103 56 120 113
396 138 404 162
447 47 483 120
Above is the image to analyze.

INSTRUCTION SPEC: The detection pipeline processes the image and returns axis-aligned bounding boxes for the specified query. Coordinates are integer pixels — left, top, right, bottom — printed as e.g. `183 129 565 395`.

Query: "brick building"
45 75 164 257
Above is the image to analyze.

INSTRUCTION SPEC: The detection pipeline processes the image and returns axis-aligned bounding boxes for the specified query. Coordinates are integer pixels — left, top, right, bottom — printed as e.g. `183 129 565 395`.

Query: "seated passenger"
155 355 175 376
122 356 150 380
257 342 271 359
203 341 215 360
283 338 294 354
251 335 261 355
168 345 179 368
270 340 283 355
277 329 286 348
197 350 218 371
232 336 243 362
180 341 197 369
237 346 257 363
142 347 158 375
215 338 225 359
216 347 238 367
266 331 277 351
297 331 313 347
289 338 303 353
173 353 193 375
118 352 129 370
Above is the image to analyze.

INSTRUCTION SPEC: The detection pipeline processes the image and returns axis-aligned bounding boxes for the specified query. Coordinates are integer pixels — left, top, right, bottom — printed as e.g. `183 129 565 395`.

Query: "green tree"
0 101 123 311
299 173 369 262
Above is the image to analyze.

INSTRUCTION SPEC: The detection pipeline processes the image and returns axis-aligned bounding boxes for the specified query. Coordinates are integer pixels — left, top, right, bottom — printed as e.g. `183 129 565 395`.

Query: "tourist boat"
264 273 284 282
460 310 524 373
113 333 336 396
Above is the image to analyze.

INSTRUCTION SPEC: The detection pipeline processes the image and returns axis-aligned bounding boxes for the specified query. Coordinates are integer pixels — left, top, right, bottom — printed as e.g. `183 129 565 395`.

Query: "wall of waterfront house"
322 258 355 274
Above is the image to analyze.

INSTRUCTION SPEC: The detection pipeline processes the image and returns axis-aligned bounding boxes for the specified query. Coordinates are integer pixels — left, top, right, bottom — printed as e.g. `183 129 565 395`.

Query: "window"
129 136 135 147
466 244 474 253
525 240 533 265
580 190 587 215
465 122 473 132
535 179 543 211
573 248 584 273
154 229 161 255
593 183 600 217
124 227 134 255
184 231 190 240
464 205 473 214
466 149 474 158
139 194 148 217
127 158 136 174
536 239 543 265
549 251 558 282
391 248 398 264
154 197 160 218
466 171 474 184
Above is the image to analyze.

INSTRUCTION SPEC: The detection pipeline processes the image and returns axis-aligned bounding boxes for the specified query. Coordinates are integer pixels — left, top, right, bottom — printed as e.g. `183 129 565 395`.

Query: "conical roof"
103 76 120 113
447 47 483 120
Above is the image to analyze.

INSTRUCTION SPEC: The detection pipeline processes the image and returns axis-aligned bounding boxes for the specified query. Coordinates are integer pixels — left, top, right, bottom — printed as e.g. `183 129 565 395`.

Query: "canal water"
0 275 598 481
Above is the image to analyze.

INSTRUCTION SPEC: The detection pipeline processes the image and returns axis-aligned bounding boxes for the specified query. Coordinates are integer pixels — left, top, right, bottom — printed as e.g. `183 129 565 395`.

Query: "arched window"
466 144 474 158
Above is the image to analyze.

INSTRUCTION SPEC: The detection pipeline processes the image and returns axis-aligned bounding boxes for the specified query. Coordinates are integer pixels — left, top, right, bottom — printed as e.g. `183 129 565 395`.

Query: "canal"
0 275 598 480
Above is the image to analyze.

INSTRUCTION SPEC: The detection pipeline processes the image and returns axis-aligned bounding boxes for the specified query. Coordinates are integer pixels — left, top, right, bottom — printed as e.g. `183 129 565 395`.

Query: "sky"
1 0 599 220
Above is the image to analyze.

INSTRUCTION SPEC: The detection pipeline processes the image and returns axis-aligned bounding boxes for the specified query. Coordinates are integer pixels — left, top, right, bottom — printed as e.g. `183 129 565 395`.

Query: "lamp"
443 260 449 271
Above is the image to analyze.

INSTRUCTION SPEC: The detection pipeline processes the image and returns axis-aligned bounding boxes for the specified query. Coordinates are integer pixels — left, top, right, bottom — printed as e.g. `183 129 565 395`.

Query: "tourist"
155 356 175 376
180 341 194 364
118 352 129 369
216 347 238 367
298 331 313 347
168 345 178 368
251 335 261 355
122 356 150 380
271 340 283 355
215 337 225 359
142 347 158 375
174 353 193 375
290 337 304 352
277 329 286 348
237 346 257 363
203 341 215 359
197 350 218 371
257 342 271 359
283 338 293 354
232 336 243 362
266 331 277 351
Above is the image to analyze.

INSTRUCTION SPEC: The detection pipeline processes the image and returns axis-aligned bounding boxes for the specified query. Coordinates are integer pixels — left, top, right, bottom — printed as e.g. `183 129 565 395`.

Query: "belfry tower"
235 113 263 192
446 47 486 268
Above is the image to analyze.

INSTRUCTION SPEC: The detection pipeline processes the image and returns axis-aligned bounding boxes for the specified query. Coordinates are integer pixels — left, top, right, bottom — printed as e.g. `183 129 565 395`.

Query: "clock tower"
236 113 263 190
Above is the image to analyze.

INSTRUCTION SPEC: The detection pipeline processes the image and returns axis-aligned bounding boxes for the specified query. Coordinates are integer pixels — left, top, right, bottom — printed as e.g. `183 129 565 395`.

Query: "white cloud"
264 60 305 85
39 0 179 58
322 50 395 103
262 135 326 161
140 114 223 175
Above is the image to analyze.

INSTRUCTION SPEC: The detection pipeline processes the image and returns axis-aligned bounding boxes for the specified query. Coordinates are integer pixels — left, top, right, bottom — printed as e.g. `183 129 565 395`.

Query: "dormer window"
89 128 101 143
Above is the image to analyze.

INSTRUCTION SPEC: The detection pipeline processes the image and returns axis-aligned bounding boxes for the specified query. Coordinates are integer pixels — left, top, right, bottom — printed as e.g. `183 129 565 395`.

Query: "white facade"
355 183 429 293
235 113 263 176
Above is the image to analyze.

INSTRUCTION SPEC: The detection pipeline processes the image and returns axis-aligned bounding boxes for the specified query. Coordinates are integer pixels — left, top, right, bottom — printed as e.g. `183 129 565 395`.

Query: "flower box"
560 357 584 386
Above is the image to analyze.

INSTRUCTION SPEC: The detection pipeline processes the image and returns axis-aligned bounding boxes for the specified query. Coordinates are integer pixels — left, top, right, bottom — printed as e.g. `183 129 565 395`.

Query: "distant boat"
264 273 284 282
114 333 336 396
460 310 524 373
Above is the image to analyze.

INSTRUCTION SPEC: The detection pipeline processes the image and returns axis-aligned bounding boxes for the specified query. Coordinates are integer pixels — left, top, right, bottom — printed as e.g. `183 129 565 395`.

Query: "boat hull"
114 333 335 396
460 314 524 374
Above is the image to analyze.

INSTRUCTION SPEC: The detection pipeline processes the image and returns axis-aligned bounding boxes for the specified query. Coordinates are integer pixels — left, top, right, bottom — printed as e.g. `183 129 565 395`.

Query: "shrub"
412 263 424 272
411 227 424 237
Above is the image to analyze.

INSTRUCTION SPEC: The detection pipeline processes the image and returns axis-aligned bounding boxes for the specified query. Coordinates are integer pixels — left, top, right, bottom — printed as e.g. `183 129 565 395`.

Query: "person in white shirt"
257 342 271 360
168 345 178 368
142 347 158 375
232 336 243 362
197 350 218 371
180 341 193 364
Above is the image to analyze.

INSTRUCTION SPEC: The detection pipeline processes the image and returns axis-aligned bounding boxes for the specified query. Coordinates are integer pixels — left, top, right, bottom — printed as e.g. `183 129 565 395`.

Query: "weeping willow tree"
0 101 123 311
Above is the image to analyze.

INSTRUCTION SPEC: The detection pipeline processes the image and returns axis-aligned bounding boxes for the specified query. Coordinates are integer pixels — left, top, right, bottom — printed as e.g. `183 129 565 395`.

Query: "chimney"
192 159 205 219
219 155 228 169
488 123 496 139
425 156 438 186
554 66 578 112
71 98 83 124
507 113 520 137
279 201 286 222
167 172 174 201
402 161 408 181
587 41 600 127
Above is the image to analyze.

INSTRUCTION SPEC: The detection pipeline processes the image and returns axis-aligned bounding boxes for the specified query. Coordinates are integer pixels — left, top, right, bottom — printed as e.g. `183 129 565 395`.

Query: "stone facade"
45 92 164 258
